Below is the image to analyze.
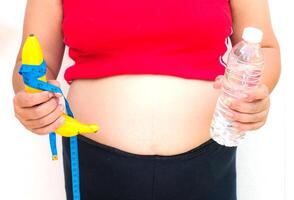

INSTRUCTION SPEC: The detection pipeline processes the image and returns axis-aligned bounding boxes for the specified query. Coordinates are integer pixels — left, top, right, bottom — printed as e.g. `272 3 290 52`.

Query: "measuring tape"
19 60 81 200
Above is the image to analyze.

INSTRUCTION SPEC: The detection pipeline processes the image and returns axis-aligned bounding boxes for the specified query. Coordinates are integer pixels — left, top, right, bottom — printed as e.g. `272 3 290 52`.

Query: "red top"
62 0 232 84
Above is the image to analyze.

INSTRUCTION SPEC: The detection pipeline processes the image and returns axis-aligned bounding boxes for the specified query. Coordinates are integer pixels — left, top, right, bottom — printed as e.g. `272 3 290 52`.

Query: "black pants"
62 135 237 200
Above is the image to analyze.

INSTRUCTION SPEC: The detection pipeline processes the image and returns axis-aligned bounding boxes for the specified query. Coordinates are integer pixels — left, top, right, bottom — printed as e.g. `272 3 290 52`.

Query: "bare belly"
67 75 221 156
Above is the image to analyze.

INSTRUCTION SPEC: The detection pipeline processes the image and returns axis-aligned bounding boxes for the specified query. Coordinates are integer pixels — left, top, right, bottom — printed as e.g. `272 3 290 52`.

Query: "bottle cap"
242 27 263 43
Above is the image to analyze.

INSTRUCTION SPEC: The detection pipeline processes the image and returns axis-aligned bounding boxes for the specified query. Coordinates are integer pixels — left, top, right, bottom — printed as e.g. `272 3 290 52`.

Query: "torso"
67 75 221 156
63 0 231 156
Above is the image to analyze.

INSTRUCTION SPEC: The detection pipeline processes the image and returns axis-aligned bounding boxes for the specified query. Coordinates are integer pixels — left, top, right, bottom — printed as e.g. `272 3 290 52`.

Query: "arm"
12 0 66 135
230 0 281 93
12 0 65 94
214 0 281 131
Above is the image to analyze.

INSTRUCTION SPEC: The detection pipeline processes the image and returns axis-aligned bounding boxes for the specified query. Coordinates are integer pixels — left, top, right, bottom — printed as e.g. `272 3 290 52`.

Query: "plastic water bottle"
210 27 264 147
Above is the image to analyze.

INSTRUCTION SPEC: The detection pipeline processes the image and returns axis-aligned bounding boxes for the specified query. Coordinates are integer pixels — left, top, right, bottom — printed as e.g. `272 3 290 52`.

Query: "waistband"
77 135 225 161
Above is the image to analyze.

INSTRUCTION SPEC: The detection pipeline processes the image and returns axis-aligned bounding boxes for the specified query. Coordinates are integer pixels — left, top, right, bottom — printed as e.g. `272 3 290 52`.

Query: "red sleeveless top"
62 0 232 84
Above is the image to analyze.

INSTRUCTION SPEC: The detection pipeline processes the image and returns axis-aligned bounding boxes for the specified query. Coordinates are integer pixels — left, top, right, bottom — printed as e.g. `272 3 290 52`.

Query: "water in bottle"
210 27 264 147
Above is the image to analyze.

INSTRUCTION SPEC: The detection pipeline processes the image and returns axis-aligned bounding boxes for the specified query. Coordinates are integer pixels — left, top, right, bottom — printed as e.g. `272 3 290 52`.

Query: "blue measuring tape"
19 60 80 200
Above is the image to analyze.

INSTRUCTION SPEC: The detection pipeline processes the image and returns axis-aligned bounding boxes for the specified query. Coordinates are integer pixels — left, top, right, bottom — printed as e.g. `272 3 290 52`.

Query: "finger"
232 120 266 132
24 104 64 129
48 80 62 97
48 79 61 87
241 84 270 102
225 107 269 123
15 112 29 129
32 115 65 135
17 97 59 120
215 75 224 81
227 96 270 114
14 90 53 108
15 112 41 134
213 75 224 89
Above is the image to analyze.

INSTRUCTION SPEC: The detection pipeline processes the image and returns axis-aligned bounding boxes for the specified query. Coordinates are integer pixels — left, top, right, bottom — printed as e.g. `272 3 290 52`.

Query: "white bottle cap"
242 27 263 43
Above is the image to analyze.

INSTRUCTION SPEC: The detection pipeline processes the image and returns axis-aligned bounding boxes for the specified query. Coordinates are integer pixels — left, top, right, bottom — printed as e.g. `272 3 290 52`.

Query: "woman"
12 0 280 199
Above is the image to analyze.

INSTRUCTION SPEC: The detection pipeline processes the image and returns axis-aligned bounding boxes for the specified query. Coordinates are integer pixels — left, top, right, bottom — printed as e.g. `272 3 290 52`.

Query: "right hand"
13 80 65 135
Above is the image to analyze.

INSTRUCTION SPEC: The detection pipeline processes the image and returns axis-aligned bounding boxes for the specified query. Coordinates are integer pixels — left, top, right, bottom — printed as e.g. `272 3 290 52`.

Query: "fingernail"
224 98 232 106
232 122 239 127
59 104 64 111
55 93 62 97
240 93 248 99
54 97 59 104
226 111 234 117
59 117 65 125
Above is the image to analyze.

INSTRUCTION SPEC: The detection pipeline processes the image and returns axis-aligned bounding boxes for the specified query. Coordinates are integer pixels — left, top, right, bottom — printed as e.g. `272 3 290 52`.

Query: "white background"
0 0 293 199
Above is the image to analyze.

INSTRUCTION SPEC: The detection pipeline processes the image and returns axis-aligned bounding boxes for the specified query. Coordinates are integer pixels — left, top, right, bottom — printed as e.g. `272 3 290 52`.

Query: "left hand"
213 75 271 132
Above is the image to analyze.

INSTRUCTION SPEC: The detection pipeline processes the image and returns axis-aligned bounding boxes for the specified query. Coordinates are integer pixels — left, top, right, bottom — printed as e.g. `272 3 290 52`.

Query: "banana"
21 34 100 137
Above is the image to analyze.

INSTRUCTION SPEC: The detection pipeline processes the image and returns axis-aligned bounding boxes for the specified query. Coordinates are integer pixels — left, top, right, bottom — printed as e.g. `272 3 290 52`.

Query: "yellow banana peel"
22 34 100 137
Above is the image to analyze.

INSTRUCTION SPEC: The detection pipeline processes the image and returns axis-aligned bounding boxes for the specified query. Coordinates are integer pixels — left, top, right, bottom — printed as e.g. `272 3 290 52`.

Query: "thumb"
213 75 224 90
47 79 62 97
